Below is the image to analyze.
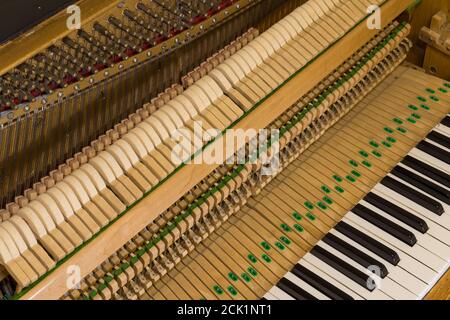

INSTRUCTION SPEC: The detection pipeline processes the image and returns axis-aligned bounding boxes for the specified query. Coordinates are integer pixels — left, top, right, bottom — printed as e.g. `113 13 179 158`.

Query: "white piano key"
425 138 450 153
435 127 450 139
373 184 450 231
303 253 389 300
398 162 449 192
409 148 450 174
392 164 450 236
304 253 370 300
263 292 279 300
284 271 331 300
346 211 446 274
269 286 295 300
406 153 450 183
435 124 450 137
386 173 450 215
373 196 450 259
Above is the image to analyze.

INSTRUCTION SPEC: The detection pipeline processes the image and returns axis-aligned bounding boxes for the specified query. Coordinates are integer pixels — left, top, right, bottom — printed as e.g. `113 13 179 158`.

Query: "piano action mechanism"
0 0 448 300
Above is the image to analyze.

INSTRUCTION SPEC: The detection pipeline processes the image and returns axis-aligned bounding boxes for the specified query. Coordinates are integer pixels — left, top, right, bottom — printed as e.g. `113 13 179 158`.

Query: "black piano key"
391 166 450 205
335 221 400 266
441 116 450 128
417 141 450 165
323 233 389 278
311 246 375 292
277 278 318 300
352 204 417 246
365 192 428 233
292 264 354 300
381 176 444 216
428 131 450 149
402 155 450 188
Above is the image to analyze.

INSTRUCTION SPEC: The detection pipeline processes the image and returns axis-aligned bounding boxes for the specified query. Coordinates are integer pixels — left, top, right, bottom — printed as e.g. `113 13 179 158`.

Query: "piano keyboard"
267 115 450 300
140 66 449 300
